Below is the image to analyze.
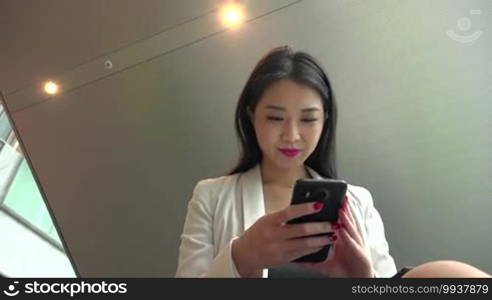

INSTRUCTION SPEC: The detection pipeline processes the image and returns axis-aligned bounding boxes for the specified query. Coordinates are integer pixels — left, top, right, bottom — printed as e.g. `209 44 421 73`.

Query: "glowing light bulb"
221 4 244 27
44 81 59 95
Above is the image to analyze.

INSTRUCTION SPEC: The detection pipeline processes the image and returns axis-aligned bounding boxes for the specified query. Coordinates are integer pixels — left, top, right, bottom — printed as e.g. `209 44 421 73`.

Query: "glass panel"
0 109 12 141
0 103 71 276
3 158 62 246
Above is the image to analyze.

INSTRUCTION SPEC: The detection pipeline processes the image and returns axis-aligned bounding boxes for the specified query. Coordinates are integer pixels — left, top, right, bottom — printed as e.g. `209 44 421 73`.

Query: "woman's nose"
281 120 301 142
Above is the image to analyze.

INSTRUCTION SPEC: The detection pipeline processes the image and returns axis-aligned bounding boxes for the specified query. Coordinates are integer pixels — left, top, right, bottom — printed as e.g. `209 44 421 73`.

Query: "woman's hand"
231 202 335 277
295 197 374 277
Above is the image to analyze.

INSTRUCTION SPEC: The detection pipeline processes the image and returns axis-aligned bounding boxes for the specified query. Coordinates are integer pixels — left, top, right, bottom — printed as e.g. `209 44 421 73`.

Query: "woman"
175 46 489 278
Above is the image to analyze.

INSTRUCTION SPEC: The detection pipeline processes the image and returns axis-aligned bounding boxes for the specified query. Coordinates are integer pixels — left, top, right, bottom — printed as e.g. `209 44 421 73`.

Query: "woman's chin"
273 156 304 169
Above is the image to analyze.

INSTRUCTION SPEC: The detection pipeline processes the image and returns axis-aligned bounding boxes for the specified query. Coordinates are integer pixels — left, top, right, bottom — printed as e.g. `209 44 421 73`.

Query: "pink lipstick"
279 148 301 157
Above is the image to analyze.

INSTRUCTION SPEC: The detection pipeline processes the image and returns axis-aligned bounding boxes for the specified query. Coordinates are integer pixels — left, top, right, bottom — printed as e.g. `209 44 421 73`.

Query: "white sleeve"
361 188 398 278
175 181 241 278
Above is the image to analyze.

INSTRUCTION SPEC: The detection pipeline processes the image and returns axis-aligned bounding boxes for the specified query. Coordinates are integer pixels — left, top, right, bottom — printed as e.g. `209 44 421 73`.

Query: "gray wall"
1 0 491 276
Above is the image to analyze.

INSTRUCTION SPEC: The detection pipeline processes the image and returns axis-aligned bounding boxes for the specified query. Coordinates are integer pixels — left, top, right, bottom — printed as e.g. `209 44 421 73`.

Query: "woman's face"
251 79 325 170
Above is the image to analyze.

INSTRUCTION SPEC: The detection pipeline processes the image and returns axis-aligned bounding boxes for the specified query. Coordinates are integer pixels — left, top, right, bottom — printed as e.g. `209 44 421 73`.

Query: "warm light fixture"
43 81 59 95
221 3 244 27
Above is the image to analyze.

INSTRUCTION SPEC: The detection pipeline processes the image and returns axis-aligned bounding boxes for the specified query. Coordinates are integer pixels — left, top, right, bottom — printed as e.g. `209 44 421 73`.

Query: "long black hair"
227 46 338 179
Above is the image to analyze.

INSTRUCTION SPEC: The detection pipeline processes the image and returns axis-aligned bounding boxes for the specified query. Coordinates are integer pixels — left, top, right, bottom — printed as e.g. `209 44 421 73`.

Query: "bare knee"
402 260 491 278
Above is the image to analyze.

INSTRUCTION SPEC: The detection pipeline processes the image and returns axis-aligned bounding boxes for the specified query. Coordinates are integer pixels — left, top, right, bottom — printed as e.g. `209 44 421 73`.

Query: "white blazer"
175 164 397 278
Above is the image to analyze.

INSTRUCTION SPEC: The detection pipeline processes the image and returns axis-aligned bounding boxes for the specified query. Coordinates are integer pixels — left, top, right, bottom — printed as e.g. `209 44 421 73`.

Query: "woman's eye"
302 119 317 123
266 117 318 123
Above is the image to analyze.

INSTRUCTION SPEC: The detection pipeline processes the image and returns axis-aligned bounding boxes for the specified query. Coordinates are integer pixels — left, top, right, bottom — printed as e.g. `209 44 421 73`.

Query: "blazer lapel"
305 165 323 179
239 164 265 230
239 164 324 230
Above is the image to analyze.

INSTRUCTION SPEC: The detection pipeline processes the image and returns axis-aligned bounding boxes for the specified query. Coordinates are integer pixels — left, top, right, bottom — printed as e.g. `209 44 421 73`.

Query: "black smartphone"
287 178 347 263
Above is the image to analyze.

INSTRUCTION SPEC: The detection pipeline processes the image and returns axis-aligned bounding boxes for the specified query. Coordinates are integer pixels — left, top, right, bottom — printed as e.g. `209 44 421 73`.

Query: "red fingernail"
314 202 324 210
331 222 341 230
343 196 349 207
329 235 338 242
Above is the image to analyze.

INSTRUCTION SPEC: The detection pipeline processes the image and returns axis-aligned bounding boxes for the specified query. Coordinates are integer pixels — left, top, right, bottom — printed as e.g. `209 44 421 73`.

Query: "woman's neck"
260 159 310 188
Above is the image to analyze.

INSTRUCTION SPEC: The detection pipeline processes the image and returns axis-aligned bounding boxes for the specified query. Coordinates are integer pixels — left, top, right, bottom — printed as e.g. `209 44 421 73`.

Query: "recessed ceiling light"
44 81 59 95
